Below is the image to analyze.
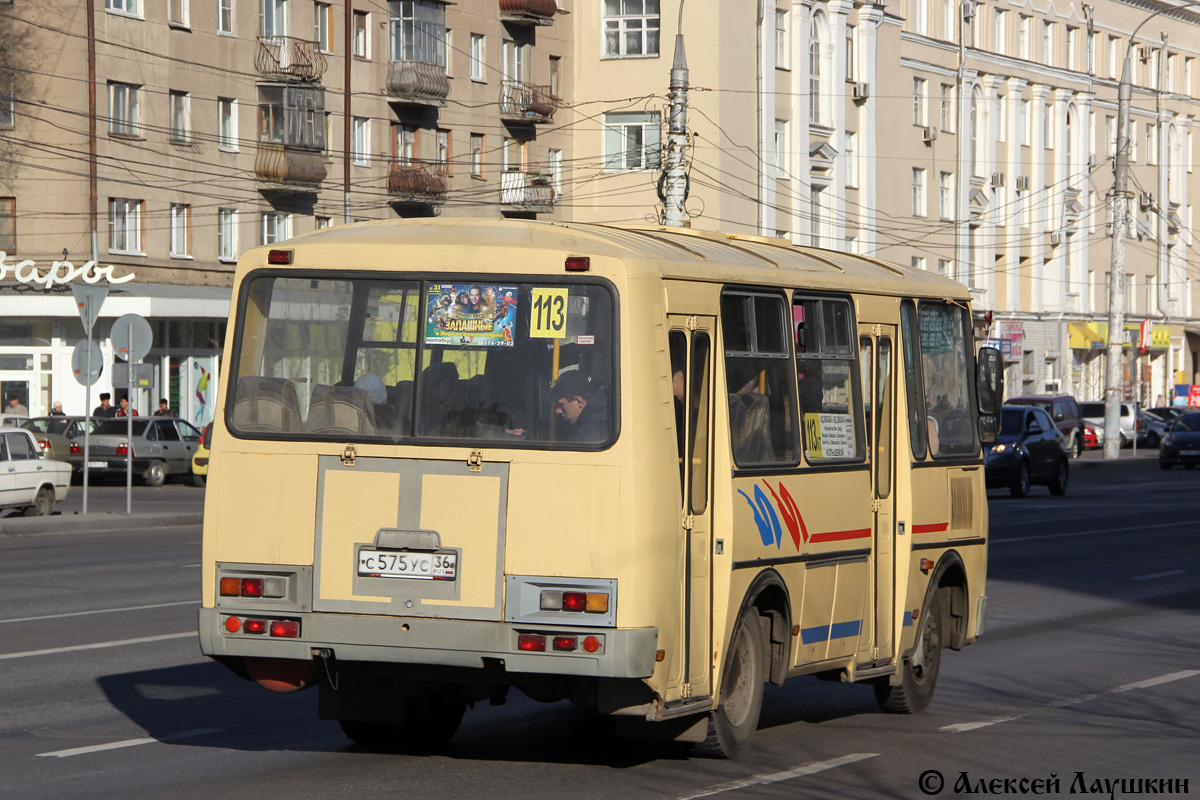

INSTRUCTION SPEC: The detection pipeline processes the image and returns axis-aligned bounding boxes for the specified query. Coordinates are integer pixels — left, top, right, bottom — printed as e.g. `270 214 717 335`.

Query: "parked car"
1159 412 1200 469
20 416 99 475
191 422 212 487
1137 410 1169 447
0 413 29 428
84 417 203 487
1146 406 1189 424
985 405 1070 497
1077 401 1138 447
1083 424 1099 449
0 428 72 516
1006 394 1085 458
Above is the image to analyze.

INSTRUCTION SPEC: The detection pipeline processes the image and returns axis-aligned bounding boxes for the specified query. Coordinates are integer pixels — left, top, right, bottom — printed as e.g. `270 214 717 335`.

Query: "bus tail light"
219 577 241 596
243 619 267 634
269 620 300 638
241 578 264 597
552 636 577 651
539 589 609 613
517 634 546 652
564 256 590 272
582 636 601 653
219 575 286 598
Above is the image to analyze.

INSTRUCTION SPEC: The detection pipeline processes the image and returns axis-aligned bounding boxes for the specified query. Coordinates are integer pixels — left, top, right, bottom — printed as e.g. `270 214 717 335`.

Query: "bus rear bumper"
198 607 659 680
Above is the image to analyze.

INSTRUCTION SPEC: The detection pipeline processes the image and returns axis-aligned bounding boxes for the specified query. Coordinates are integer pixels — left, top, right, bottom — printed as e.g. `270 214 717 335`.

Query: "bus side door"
668 318 715 699
859 325 897 663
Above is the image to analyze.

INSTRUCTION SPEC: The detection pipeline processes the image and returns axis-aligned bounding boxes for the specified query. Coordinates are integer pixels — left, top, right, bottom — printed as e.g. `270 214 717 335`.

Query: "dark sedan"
1159 412 1200 469
985 405 1069 497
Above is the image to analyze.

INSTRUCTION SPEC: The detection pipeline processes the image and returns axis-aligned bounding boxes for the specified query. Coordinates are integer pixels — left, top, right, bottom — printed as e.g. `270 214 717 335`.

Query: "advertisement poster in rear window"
425 283 519 347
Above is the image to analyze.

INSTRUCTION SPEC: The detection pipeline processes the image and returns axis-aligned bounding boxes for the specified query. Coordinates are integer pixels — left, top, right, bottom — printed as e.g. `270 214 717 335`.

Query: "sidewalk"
0 509 203 537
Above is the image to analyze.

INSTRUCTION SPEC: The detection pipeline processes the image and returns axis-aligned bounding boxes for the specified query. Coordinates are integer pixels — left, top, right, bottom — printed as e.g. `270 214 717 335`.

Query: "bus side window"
901 301 929 459
917 301 978 456
794 295 863 463
669 330 687 491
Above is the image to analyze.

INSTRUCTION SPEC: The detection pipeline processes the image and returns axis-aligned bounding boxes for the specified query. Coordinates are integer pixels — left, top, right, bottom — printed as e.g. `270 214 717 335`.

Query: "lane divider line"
36 728 221 758
994 521 1187 545
0 631 196 661
1131 570 1187 582
941 669 1200 733
677 753 879 799
0 600 197 625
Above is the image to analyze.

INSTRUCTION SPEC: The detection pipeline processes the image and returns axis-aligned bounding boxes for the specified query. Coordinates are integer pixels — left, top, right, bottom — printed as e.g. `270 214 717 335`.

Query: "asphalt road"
0 457 1196 799
0 481 205 520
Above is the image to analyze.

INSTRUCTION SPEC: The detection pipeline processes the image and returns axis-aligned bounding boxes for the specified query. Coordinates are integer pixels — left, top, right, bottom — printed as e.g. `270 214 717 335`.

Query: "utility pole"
662 1 689 227
1103 55 1131 459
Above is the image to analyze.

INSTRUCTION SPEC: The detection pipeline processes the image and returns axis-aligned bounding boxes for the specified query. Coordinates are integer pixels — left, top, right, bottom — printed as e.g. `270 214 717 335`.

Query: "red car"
1083 425 1099 449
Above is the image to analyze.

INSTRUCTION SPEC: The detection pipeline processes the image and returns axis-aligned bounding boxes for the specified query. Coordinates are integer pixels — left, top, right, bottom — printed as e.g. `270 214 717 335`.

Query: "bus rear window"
228 275 616 447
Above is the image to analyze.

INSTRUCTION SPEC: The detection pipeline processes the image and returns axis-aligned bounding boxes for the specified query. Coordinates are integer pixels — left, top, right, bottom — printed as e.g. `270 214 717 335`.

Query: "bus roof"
247 218 970 300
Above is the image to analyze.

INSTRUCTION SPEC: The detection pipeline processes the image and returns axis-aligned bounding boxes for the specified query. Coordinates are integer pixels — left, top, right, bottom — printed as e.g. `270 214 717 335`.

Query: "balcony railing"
255 142 327 188
499 81 559 124
500 170 555 210
256 36 328 82
387 162 450 202
387 61 450 106
498 0 557 25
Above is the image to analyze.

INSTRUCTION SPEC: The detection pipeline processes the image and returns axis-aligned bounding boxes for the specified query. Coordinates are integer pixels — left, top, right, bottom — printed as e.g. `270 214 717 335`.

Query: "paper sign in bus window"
425 284 518 347
804 413 855 460
530 288 568 339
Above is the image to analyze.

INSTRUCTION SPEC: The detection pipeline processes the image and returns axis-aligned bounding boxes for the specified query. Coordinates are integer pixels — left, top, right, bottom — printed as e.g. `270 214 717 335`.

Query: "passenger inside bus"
552 370 609 443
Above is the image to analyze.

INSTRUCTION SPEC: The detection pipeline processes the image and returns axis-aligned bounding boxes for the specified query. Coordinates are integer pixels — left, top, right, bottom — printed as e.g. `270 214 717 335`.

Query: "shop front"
1068 321 1172 405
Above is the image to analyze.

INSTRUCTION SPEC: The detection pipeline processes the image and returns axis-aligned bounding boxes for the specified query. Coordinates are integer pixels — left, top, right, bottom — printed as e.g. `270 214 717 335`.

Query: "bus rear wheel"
694 612 765 759
875 590 944 714
338 720 395 746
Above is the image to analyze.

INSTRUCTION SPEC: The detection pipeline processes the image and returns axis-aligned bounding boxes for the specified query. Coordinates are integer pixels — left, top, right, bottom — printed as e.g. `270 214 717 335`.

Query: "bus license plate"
358 550 457 581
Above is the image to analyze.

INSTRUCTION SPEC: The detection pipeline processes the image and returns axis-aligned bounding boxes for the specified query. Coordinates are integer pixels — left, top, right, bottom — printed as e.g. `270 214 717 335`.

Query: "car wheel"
23 487 53 517
338 720 395 747
143 460 166 488
694 612 766 758
1160 460 1172 470
1009 462 1030 498
1146 432 1160 448
1049 459 1069 496
190 471 206 487
1120 432 1129 448
875 589 945 714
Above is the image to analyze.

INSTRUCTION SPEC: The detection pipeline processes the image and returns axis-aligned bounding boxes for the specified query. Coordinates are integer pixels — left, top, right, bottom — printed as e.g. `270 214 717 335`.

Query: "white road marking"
0 600 196 625
677 753 879 799
0 632 195 661
36 728 220 758
180 564 201 568
993 521 1186 544
942 669 1200 733
1131 569 1186 582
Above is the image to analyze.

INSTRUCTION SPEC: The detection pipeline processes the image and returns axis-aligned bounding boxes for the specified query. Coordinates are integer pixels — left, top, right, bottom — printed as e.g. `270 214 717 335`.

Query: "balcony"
498 0 558 25
256 36 328 82
499 81 559 124
255 143 327 189
387 162 449 203
387 61 450 106
500 170 555 211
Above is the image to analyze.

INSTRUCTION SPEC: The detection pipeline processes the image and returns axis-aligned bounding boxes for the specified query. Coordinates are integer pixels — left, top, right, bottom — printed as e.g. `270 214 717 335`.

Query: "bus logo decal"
739 479 871 551
738 484 783 548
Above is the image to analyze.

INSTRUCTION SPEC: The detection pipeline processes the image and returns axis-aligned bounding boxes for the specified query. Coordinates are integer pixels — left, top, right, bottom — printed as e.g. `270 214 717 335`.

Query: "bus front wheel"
694 612 765 759
875 590 945 714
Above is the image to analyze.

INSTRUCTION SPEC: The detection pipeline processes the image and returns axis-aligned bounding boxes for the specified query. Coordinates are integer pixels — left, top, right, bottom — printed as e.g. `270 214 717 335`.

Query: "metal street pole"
663 0 689 227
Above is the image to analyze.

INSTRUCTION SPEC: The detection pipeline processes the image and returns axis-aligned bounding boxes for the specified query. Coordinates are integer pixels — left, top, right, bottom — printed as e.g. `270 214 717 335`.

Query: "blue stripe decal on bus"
903 611 914 627
800 620 863 644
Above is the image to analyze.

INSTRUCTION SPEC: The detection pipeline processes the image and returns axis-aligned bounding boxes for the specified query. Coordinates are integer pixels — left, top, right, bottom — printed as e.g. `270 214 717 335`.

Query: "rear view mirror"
978 414 998 443
976 346 1003 416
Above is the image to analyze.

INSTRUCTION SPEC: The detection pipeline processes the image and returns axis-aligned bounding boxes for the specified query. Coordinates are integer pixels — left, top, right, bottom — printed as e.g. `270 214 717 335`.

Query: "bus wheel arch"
926 552 970 652
736 569 792 686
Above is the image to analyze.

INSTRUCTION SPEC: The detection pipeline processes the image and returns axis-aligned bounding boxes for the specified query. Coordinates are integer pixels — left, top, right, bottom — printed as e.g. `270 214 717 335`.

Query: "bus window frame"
792 292 867 466
225 267 622 451
914 298 982 462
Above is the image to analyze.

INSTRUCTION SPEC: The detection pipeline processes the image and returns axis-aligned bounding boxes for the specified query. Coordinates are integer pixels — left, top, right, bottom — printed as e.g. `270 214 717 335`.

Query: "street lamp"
1103 1 1200 458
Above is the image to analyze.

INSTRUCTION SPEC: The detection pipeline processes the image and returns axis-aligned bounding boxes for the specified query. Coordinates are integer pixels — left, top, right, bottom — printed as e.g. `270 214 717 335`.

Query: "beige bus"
199 219 1001 757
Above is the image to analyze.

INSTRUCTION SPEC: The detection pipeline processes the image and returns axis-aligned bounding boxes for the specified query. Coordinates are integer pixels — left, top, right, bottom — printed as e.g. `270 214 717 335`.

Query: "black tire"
694 613 765 759
1048 459 1069 496
1068 433 1083 459
1160 461 1172 470
875 590 945 714
1146 432 1160 448
143 460 166 488
338 720 395 746
1009 462 1030 498
190 471 206 487
24 487 53 517
1187 464 1196 470
396 692 467 746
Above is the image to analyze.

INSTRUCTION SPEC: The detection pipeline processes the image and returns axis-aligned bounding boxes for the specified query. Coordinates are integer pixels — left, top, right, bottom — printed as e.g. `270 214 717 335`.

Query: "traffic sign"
111 313 153 362
112 362 153 389
71 339 103 386
71 284 108 333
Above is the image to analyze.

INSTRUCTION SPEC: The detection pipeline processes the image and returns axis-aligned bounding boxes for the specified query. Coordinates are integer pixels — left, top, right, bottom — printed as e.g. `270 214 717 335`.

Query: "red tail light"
70 442 82 455
38 439 52 451
517 634 546 652
269 620 300 638
241 578 264 597
115 442 128 456
562 592 586 611
243 619 267 634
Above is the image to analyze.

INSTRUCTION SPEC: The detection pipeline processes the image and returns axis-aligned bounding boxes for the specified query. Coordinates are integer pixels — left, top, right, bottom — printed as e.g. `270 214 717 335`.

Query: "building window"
994 9 1007 55
261 212 289 245
169 91 190 144
0 198 16 253
258 85 325 150
1042 21 1054 67
914 0 927 35
1147 122 1157 165
470 34 485 81
970 91 982 175
602 111 661 171
435 129 450 171
352 117 370 165
470 132 484 178
1108 36 1120 80
1066 26 1077 71
913 77 927 126
108 198 142 254
260 0 285 36
0 75 14 129
845 25 855 81
353 11 369 58
810 15 826 124
912 256 926 271
550 56 561 97
810 186 826 247
1043 100 1053 147
1167 53 1177 92
775 9 790 69
502 40 530 82
940 83 954 133
218 0 233 34
501 137 519 172
1187 57 1195 96
389 0 446 66
774 119 789 178
395 124 416 165
218 97 237 150
548 148 563 194
168 0 188 27
1019 15 1030 60
997 95 1007 141
845 130 858 188
315 215 333 230
1021 98 1031 146
912 168 926 217
105 0 141 17
314 3 332 52
170 204 191 257
939 171 953 219
938 258 952 277
218 208 237 261
108 82 140 137
1188 130 1194 173
603 0 660 58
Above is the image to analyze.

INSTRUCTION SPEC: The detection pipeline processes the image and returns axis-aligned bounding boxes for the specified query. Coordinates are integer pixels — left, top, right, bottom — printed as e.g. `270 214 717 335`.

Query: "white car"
0 429 72 516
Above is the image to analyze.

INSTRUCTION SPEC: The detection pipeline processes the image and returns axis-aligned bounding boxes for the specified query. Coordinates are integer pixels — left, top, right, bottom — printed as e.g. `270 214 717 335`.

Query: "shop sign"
0 252 135 288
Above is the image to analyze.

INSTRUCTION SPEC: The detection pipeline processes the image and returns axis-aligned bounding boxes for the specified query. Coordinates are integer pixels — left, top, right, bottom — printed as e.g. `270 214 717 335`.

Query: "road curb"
0 512 204 537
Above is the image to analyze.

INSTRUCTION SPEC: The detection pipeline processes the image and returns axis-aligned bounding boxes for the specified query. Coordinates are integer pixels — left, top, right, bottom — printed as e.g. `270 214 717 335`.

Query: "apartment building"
0 0 571 417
